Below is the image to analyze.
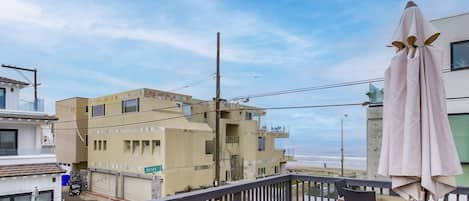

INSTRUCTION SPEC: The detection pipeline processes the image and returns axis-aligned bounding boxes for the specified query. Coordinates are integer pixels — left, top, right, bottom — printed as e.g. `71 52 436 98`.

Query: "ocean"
286 154 366 170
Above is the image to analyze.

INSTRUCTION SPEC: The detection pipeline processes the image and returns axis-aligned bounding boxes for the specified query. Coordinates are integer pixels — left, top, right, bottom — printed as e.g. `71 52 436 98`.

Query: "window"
258 136 265 151
132 140 140 154
152 140 160 154
98 140 102 150
245 112 252 120
0 193 31 201
221 111 230 119
0 129 17 156
38 190 53 201
0 88 5 109
205 140 214 154
93 140 97 150
204 112 208 119
142 140 150 154
124 140 131 153
257 167 266 176
85 106 88 113
92 104 105 117
85 135 88 147
122 98 139 113
0 191 53 201
451 40 469 70
103 140 107 151
449 114 469 163
182 104 192 120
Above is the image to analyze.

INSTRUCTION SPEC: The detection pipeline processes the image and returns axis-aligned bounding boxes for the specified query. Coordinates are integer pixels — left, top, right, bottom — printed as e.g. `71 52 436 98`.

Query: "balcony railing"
155 174 469 201
19 99 45 112
258 126 289 138
226 136 240 144
0 148 56 166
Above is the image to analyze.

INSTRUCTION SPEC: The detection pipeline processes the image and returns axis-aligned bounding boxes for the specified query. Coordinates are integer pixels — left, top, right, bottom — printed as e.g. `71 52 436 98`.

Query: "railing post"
233 192 241 201
286 175 292 201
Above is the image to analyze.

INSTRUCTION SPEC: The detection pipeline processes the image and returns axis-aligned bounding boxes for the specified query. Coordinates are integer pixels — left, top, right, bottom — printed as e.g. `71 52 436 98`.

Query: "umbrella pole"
423 188 429 201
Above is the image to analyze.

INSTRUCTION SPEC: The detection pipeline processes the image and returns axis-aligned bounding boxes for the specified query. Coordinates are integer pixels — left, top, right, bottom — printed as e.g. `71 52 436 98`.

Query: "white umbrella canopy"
378 1 463 201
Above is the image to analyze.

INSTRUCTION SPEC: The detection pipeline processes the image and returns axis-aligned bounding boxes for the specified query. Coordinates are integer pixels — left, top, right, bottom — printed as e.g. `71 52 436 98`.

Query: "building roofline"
89 88 192 100
430 11 469 22
0 76 29 86
56 97 89 102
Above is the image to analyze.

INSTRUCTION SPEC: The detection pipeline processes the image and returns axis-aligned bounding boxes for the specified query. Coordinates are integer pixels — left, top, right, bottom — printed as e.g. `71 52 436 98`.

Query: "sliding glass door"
0 88 5 109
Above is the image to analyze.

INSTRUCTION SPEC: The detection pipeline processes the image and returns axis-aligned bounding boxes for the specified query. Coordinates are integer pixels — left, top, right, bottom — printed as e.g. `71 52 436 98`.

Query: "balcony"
258 126 289 138
0 148 56 166
18 99 45 112
155 174 469 201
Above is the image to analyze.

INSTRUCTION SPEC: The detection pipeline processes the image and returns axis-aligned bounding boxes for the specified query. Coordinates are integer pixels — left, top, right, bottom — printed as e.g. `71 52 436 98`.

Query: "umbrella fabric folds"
378 1 463 200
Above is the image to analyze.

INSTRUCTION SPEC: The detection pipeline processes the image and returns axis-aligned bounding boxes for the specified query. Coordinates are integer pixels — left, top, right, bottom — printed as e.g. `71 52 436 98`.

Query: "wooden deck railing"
154 174 469 201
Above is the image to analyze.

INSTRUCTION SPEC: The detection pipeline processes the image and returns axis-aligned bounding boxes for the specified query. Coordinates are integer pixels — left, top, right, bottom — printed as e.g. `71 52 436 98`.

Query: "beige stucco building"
55 97 89 171
190 100 290 182
55 88 290 200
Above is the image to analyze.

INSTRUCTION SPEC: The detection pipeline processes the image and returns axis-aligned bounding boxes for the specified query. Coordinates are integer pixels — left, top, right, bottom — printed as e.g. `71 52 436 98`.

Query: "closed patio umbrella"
378 1 463 200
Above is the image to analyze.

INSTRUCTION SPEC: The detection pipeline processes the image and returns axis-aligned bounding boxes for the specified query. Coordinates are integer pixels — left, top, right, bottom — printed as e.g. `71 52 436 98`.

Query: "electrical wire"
228 78 384 101
168 73 216 92
53 101 367 131
53 99 211 125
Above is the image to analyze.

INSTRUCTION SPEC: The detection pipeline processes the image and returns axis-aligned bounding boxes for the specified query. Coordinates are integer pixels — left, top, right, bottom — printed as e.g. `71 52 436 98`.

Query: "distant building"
190 100 291 181
366 13 469 185
55 97 88 172
0 76 63 201
55 88 291 200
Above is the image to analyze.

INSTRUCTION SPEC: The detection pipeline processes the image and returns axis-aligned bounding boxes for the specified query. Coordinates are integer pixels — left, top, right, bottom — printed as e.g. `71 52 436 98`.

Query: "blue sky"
1 0 468 157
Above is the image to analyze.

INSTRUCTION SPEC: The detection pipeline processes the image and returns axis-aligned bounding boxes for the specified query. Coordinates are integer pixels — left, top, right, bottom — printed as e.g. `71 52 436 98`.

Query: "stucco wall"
432 13 469 113
0 83 20 110
87 89 213 197
0 122 42 155
0 174 62 201
55 97 89 166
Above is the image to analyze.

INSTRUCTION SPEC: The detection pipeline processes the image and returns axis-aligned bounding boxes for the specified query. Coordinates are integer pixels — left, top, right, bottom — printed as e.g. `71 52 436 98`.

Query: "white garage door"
123 177 152 201
91 172 117 197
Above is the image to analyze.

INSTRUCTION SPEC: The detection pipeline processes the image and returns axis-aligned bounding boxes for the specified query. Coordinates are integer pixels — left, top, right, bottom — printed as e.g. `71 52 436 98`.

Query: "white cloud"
325 49 392 82
0 0 65 29
0 0 320 66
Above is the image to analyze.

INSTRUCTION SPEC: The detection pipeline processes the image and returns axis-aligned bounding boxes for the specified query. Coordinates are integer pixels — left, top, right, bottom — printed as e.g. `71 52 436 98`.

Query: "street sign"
144 165 163 174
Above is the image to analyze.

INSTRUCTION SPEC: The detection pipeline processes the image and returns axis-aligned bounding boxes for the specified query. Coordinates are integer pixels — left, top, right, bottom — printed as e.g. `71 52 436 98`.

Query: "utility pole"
214 32 221 186
1 64 38 111
340 114 348 177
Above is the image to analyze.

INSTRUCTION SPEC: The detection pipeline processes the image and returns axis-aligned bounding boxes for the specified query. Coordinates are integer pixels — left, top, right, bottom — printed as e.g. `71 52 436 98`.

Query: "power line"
168 73 216 92
54 77 386 124
54 99 211 125
53 101 367 131
229 78 384 101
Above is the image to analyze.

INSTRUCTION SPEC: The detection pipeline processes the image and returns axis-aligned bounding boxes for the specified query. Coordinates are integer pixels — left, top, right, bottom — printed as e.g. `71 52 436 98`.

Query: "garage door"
123 177 152 201
91 172 117 197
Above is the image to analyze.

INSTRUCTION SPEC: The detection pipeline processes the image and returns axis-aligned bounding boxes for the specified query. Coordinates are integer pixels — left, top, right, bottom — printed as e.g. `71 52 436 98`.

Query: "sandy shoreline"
286 165 367 178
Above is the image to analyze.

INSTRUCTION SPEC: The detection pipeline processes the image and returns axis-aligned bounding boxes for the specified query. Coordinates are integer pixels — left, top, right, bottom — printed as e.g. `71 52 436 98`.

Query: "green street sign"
144 165 163 174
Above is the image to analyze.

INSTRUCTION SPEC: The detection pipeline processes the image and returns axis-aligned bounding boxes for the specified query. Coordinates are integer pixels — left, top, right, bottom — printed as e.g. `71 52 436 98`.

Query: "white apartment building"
0 76 63 201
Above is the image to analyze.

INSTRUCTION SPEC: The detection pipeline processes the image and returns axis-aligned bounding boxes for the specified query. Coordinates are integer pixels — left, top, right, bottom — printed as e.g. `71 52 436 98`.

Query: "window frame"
0 192 32 201
122 98 139 113
450 40 469 71
257 136 266 151
0 129 18 156
448 113 469 164
0 87 5 109
91 104 105 117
